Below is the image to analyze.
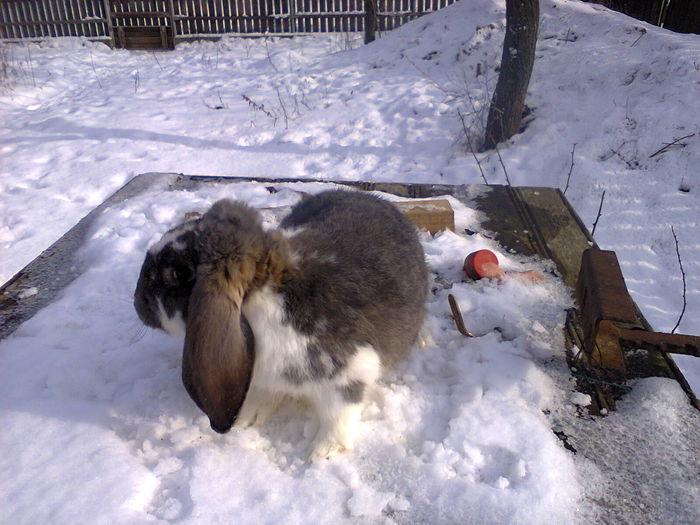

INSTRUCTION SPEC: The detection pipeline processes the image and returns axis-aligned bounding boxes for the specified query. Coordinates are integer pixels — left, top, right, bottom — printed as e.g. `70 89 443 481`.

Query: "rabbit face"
133 221 199 337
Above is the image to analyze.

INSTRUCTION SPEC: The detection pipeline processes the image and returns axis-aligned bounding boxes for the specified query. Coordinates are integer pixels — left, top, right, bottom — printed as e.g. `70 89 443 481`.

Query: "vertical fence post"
364 0 376 44
103 0 115 47
168 0 177 47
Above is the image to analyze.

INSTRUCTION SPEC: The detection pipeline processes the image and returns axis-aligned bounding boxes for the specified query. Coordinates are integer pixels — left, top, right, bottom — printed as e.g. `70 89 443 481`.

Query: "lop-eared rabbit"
134 190 428 457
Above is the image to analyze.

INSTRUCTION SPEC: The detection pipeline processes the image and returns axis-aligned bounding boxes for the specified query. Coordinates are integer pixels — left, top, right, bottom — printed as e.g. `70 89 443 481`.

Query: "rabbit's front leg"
235 387 284 428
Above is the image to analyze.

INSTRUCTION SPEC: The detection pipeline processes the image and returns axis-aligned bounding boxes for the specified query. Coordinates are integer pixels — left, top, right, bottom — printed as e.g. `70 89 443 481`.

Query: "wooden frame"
1 173 695 412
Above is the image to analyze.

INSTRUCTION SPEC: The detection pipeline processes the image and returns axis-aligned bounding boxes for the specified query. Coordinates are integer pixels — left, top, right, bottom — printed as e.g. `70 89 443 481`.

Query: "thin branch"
448 294 475 337
264 38 279 73
563 143 576 195
275 86 289 129
494 143 512 186
630 27 647 47
202 90 227 110
670 226 687 334
89 49 103 90
591 190 606 237
402 55 461 100
464 88 491 142
457 108 488 184
649 133 695 159
152 51 164 72
464 88 483 120
26 45 36 87
241 94 277 125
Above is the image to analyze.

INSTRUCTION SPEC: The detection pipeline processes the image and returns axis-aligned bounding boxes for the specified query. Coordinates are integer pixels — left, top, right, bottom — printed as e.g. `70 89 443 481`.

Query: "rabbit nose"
209 418 233 434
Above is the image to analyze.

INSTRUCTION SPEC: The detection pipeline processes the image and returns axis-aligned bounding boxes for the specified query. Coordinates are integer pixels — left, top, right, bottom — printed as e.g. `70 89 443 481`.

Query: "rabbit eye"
161 267 178 285
161 264 194 287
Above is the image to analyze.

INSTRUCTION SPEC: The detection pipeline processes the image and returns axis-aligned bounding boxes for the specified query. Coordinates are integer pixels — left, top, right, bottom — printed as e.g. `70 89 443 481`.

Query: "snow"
0 0 698 523
570 391 592 406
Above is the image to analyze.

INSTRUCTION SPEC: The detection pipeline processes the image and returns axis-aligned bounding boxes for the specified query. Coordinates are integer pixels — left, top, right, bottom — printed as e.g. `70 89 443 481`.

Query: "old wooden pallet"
115 26 175 50
0 173 696 411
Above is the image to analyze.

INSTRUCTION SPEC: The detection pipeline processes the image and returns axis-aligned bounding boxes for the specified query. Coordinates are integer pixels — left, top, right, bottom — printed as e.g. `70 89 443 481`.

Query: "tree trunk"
365 0 377 44
483 0 540 150
663 0 700 33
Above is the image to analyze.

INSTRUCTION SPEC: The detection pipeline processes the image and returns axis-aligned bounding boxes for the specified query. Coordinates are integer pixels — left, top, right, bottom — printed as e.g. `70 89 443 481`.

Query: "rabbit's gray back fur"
278 190 428 379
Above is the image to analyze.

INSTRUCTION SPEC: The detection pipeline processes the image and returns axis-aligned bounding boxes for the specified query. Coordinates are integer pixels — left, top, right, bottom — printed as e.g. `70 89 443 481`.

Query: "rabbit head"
134 214 201 337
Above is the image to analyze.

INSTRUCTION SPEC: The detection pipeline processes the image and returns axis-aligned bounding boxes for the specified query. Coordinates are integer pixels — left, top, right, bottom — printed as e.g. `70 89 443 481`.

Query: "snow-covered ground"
1 0 698 523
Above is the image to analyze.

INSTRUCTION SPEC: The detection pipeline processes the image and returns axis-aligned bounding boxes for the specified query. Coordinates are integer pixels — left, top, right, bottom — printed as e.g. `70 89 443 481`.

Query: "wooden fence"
0 0 457 46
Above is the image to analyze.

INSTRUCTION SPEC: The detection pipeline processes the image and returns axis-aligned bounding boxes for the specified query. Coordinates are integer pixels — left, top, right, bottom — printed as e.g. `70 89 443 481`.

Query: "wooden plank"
67 0 78 35
109 10 170 17
62 0 73 36
470 186 540 258
44 0 56 37
0 4 9 38
116 25 172 48
12 1 25 38
103 0 116 46
25 0 41 37
513 187 596 289
394 199 455 234
116 26 126 47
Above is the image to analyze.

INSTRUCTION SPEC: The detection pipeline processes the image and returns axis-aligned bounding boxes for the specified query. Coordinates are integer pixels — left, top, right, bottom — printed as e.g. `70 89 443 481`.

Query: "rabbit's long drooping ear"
182 199 267 434
183 279 253 433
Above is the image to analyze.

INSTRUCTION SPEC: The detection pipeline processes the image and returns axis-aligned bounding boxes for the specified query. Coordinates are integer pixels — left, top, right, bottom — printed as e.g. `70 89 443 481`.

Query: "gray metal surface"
0 172 180 340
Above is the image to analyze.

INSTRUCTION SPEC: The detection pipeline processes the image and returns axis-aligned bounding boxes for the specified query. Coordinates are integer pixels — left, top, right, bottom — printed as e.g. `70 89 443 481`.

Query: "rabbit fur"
134 189 428 457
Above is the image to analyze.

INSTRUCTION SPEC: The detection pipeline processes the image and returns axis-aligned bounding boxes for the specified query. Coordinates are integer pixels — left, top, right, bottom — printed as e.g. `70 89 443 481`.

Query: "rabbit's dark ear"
182 275 253 433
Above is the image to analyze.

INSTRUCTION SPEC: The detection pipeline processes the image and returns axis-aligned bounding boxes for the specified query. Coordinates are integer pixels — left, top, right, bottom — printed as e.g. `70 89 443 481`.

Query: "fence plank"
2 3 14 38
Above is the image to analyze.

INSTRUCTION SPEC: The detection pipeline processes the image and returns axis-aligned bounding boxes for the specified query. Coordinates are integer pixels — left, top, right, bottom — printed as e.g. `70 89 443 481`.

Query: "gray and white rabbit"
134 189 428 457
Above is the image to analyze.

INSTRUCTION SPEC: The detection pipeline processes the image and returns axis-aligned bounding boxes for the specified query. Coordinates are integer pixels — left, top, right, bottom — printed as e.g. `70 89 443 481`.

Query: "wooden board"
394 199 455 234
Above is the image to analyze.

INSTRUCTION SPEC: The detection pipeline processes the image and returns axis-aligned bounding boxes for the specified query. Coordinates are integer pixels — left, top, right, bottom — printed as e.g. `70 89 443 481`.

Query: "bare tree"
483 0 539 150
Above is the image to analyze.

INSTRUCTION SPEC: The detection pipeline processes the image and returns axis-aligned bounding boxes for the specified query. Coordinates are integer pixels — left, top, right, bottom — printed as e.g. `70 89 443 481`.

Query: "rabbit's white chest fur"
239 283 382 457
241 284 312 388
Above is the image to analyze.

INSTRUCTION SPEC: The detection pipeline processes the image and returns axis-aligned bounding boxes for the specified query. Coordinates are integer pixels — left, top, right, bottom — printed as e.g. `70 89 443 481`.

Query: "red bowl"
463 249 500 280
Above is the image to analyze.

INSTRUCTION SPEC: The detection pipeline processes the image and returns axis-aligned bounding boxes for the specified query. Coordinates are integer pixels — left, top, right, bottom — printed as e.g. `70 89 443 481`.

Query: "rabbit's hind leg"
308 390 364 459
308 345 382 459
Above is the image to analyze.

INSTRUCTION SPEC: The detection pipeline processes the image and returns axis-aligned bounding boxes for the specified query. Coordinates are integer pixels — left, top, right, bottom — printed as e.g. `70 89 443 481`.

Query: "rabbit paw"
235 389 282 428
309 433 347 460
308 401 362 460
